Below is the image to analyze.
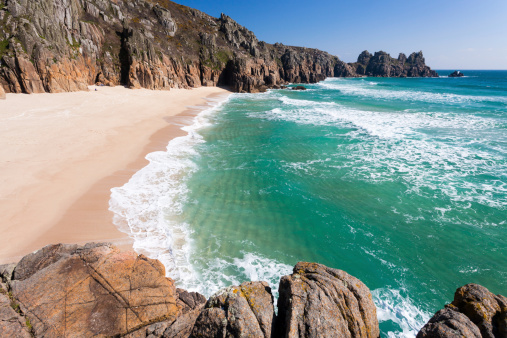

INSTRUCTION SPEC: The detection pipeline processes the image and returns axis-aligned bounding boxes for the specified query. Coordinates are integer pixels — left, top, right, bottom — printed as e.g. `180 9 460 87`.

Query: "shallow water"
111 71 507 337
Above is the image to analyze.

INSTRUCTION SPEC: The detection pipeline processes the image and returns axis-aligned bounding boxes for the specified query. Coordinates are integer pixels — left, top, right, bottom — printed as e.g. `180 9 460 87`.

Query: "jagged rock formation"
349 50 438 77
0 0 437 96
417 283 507 338
192 281 275 337
3 242 506 338
449 70 464 77
1 243 382 338
277 262 379 338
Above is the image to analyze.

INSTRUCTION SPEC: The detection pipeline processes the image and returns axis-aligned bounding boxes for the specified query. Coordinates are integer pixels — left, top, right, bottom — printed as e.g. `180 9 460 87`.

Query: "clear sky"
175 0 507 70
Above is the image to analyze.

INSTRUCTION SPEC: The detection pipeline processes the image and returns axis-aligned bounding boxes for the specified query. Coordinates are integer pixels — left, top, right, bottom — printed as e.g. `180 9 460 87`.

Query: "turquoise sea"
110 70 507 337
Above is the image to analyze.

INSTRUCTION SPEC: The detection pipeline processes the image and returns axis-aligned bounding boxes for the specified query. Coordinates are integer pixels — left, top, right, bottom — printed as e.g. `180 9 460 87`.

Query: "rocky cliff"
0 243 504 337
0 0 437 96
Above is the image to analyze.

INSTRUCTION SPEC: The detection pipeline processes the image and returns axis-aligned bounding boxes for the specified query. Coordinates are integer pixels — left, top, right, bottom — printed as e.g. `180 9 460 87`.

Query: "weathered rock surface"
15 243 507 338
191 281 275 337
0 281 31 337
0 84 5 99
349 50 438 77
2 243 181 337
449 70 464 77
417 283 507 338
276 262 380 338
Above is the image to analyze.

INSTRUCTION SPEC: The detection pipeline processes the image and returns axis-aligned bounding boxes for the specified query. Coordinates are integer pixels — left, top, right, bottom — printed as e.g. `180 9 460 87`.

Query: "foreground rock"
1 244 384 337
449 70 465 77
417 283 507 338
0 243 191 337
277 262 380 338
192 281 275 337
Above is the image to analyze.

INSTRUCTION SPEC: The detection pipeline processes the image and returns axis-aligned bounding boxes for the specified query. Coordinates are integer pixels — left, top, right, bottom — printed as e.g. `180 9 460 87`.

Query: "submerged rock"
292 85 307 90
417 283 507 338
276 262 380 338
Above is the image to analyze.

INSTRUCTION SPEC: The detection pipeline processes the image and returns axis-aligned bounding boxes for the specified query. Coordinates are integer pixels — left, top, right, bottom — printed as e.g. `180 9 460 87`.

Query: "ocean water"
110 70 507 337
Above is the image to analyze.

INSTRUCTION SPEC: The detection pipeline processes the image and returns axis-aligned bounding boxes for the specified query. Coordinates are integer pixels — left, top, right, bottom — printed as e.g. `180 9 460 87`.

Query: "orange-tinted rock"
276 262 380 338
8 243 179 337
418 283 507 338
0 84 5 99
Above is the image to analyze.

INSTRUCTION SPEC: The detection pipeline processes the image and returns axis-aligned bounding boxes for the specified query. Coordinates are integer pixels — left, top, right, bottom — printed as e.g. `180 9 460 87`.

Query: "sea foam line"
109 94 231 286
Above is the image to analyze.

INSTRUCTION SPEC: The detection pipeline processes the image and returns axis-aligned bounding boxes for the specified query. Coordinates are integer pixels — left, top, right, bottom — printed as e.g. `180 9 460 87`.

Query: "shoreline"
0 86 231 264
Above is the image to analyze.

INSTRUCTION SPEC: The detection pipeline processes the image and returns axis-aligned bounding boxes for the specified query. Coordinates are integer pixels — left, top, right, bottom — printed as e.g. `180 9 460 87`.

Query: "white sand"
0 85 230 263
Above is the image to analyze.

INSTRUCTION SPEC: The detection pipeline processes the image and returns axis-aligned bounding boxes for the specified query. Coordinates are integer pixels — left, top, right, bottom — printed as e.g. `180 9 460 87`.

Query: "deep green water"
111 71 507 337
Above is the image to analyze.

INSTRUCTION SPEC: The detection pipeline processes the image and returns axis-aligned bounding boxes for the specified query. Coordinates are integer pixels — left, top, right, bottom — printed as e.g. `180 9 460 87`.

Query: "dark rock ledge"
1 243 504 337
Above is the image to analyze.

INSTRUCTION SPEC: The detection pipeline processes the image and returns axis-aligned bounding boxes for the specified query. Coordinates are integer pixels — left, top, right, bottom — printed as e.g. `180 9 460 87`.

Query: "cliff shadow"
117 28 133 86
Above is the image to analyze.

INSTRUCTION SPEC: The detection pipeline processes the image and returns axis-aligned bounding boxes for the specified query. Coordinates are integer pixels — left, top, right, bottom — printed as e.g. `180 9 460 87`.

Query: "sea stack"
449 70 465 77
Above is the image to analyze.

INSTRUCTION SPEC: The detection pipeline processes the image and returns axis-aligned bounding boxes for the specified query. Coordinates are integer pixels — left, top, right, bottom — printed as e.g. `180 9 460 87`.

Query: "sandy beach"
0 85 230 264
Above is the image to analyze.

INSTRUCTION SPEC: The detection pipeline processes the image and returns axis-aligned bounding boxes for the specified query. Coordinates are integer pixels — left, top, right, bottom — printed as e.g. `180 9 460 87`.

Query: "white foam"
251 92 507 210
185 252 292 301
372 288 432 338
109 95 231 284
318 78 507 104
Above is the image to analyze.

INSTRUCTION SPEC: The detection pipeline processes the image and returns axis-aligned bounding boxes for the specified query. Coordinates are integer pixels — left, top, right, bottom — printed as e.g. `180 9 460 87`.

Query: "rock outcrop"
1 244 384 338
0 243 202 337
277 262 380 338
192 281 275 337
0 0 437 95
0 84 5 99
349 50 438 77
417 283 507 338
4 242 506 338
449 70 464 77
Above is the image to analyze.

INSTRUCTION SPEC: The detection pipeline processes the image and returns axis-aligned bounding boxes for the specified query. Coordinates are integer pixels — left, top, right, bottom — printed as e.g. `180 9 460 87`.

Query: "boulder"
191 281 275 337
449 70 465 77
276 262 379 338
7 243 180 337
292 85 307 90
0 84 5 99
417 283 507 338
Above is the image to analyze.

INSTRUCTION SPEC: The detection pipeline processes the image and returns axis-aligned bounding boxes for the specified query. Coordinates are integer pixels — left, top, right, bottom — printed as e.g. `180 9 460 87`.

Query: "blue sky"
176 0 507 69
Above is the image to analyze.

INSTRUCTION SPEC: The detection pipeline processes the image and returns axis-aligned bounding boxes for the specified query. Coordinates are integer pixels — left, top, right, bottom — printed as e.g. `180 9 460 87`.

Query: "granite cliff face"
1 243 504 337
0 0 437 96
